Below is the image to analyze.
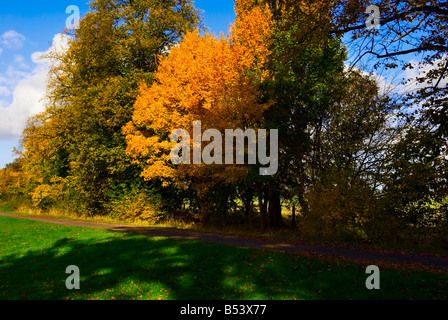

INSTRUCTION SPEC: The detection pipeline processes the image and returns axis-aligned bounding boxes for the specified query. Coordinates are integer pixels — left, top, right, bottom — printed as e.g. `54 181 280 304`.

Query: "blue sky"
0 0 236 168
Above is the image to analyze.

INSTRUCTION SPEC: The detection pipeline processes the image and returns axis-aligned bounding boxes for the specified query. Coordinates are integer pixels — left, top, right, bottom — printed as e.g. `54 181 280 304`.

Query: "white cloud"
1 30 26 49
399 55 448 95
0 34 70 140
344 64 400 98
0 87 11 96
0 68 47 139
13 55 29 69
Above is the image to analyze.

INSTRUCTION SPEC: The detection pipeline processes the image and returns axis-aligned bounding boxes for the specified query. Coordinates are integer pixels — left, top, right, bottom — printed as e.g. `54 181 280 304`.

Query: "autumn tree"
0 158 31 209
124 5 273 221
20 0 201 215
303 71 404 238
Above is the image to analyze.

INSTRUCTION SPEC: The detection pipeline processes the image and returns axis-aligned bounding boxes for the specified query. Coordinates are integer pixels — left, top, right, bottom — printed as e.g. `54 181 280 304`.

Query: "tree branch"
331 5 448 35
365 45 448 59
434 58 448 89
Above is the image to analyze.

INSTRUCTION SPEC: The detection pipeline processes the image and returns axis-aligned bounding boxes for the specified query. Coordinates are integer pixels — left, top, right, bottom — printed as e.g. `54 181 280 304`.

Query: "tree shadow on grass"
0 230 321 300
1 228 446 300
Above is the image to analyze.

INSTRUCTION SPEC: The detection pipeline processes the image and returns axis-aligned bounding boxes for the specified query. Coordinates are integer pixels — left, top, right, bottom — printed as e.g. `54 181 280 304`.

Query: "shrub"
398 197 448 228
29 177 66 210
300 179 378 242
107 189 164 224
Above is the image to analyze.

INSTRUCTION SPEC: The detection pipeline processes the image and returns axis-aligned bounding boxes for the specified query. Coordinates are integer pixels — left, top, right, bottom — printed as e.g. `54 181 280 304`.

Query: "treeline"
1 0 447 247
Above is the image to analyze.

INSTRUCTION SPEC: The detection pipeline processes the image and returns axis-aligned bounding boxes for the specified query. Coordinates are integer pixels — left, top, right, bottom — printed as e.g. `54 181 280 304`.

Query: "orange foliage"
124 5 273 188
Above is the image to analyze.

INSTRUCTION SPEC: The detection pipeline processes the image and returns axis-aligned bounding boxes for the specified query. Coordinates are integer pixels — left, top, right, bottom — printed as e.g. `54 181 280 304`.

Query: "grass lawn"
0 216 447 300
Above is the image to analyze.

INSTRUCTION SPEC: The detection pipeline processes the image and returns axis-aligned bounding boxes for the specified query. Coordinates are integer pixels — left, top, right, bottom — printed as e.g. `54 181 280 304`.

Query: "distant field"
1 216 447 300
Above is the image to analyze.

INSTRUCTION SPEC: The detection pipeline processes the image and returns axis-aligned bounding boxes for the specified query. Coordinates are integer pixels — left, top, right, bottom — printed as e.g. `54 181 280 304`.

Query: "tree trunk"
298 183 308 215
243 186 254 223
291 204 296 227
222 193 228 218
256 183 268 233
197 190 210 222
268 183 283 228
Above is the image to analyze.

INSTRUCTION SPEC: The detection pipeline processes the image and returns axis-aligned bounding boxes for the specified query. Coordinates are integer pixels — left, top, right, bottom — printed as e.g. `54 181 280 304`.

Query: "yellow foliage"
124 6 274 189
304 179 375 240
0 160 31 198
29 177 66 209
107 190 162 224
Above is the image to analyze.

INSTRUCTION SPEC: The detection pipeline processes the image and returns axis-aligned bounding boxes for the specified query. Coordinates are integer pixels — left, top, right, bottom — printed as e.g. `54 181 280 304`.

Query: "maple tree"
124 5 273 220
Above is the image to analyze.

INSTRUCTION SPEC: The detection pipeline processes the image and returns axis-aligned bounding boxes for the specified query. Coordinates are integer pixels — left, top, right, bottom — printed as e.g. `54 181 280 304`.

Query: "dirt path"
2 212 448 272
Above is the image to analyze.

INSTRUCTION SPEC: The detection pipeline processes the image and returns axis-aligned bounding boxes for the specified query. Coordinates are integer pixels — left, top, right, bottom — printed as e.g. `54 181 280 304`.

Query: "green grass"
1 216 447 300
2 203 447 257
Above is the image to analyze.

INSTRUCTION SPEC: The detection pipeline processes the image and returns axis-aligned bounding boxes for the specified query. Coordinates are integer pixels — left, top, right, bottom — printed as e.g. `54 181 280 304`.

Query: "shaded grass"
1 216 447 300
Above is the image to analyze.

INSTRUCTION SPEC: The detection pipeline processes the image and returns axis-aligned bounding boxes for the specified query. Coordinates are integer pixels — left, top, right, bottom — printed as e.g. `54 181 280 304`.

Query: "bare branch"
331 5 448 35
365 45 448 59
